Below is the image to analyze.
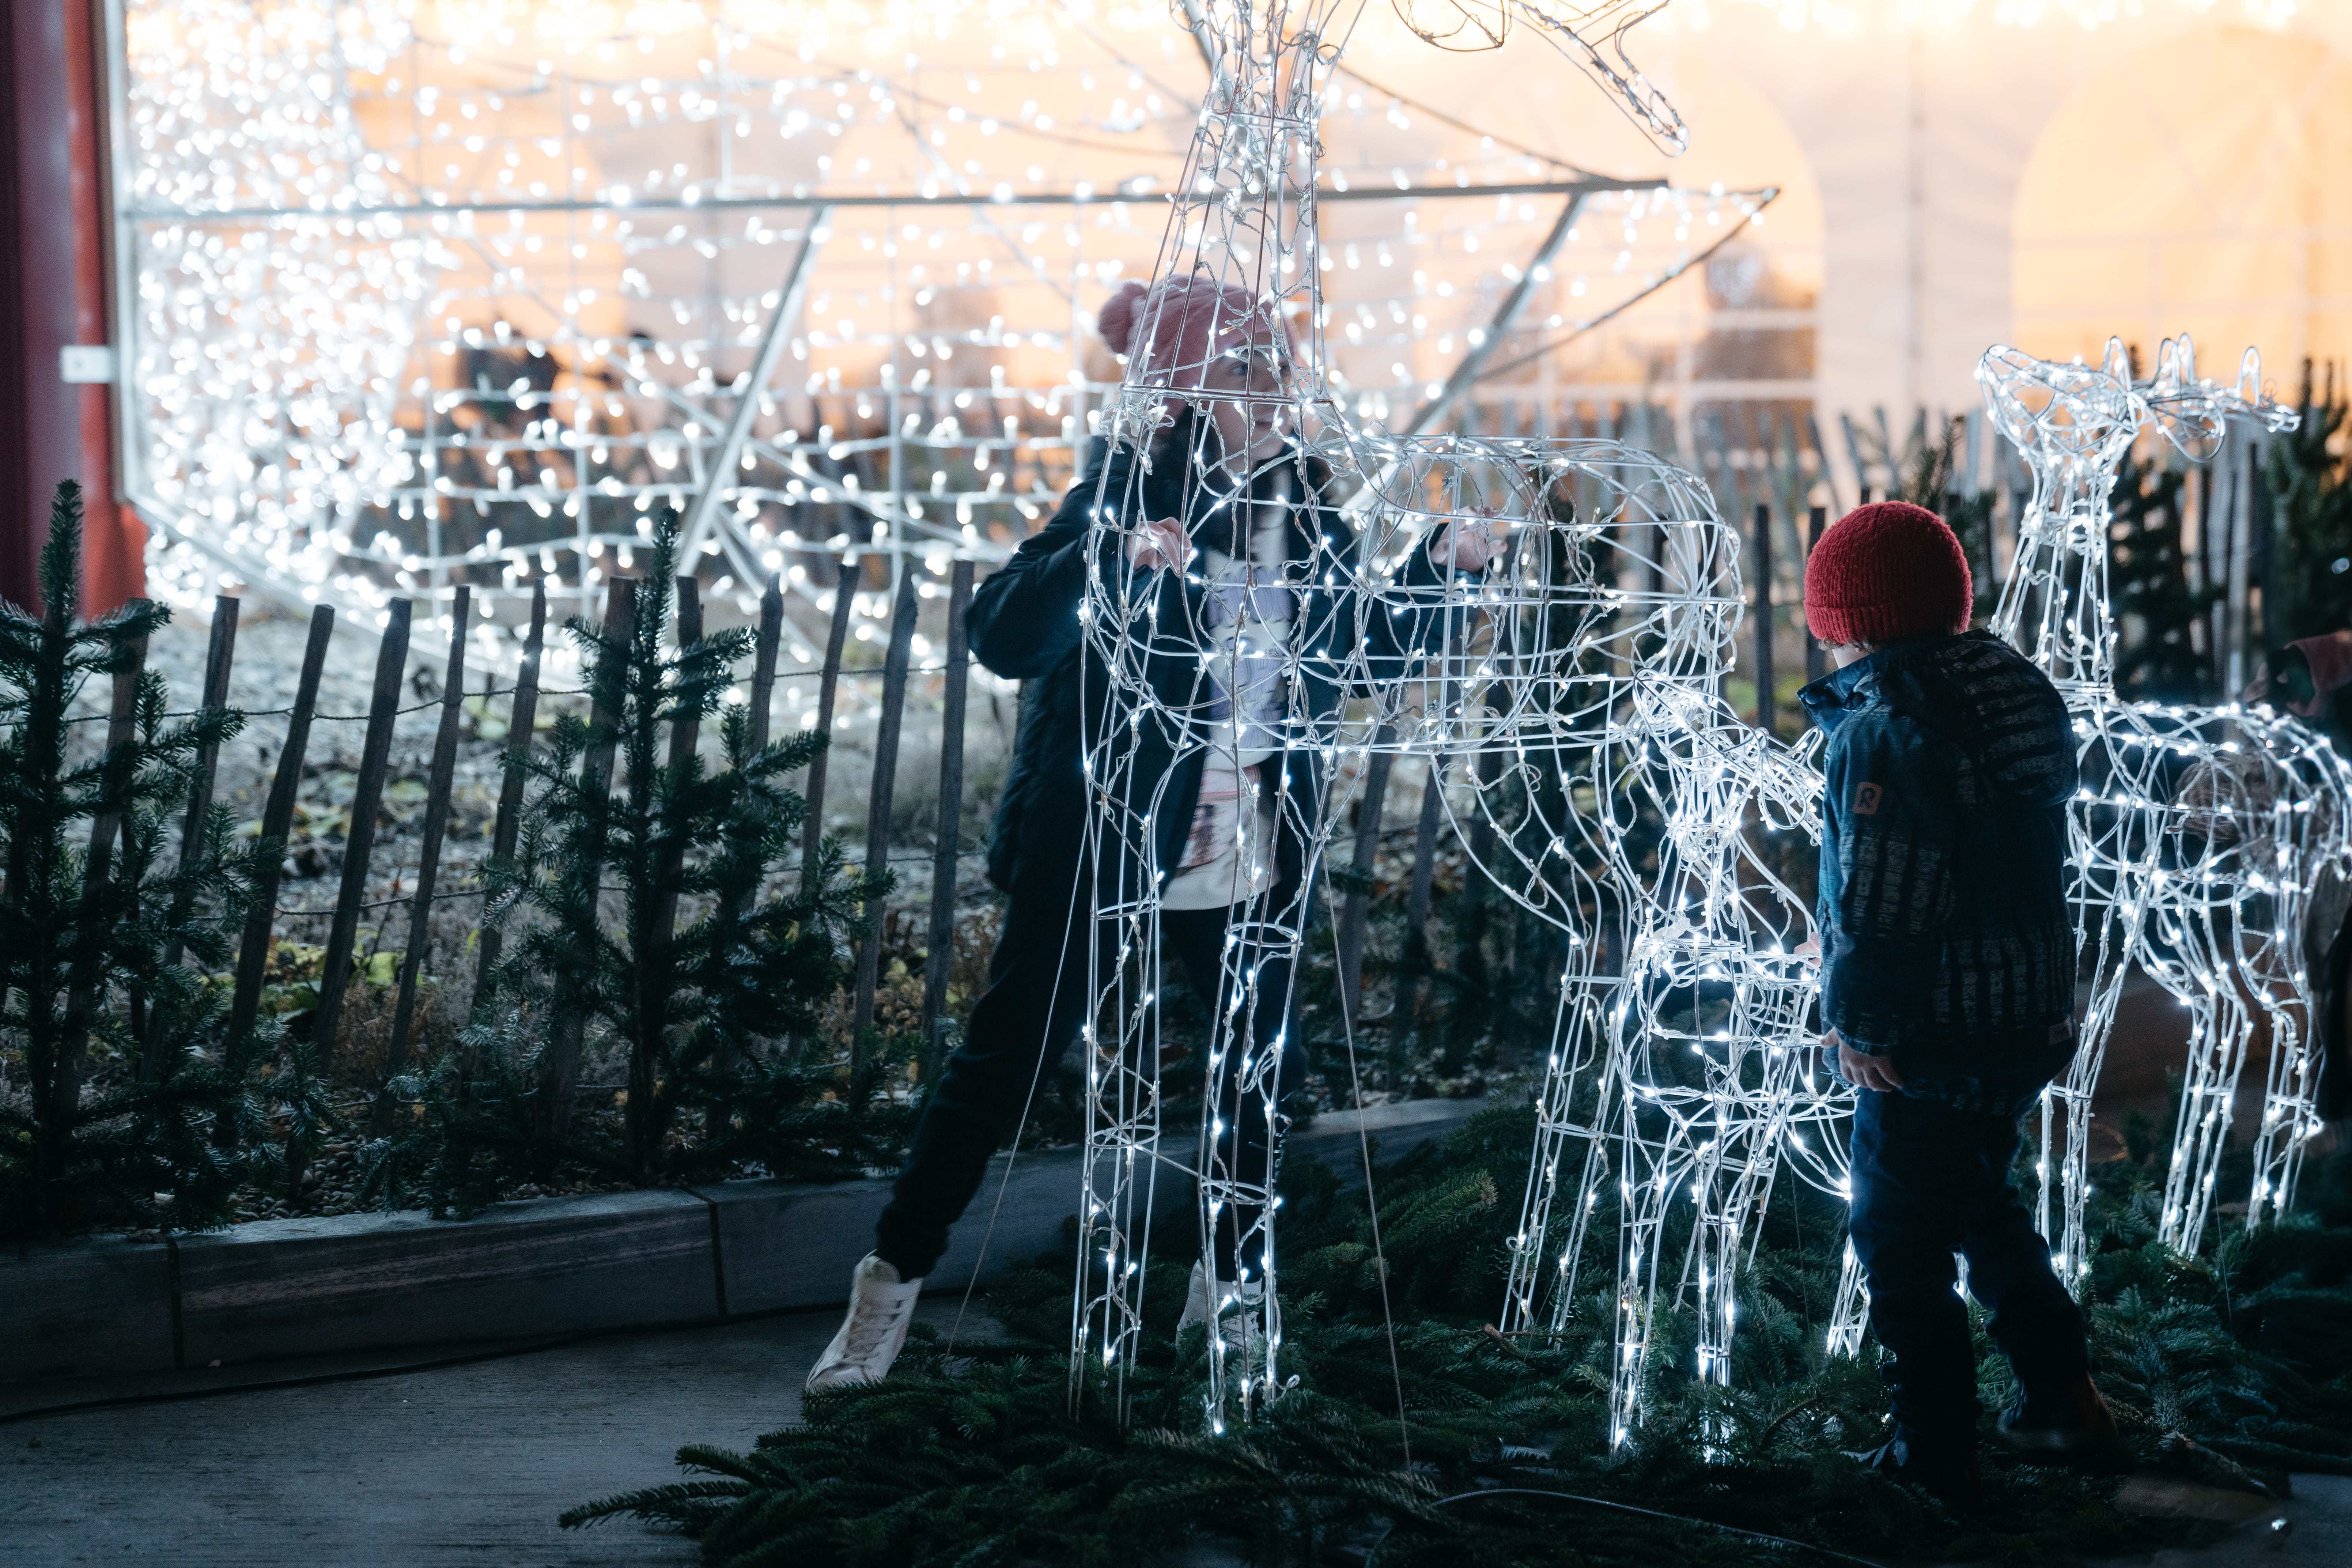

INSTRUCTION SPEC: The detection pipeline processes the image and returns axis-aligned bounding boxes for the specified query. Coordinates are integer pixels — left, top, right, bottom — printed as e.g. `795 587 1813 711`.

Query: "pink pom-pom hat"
1096 274 1295 408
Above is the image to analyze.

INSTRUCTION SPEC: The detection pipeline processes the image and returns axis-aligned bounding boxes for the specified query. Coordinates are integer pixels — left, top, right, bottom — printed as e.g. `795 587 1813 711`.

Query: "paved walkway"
0 1305 905 1567
3 1308 2345 1567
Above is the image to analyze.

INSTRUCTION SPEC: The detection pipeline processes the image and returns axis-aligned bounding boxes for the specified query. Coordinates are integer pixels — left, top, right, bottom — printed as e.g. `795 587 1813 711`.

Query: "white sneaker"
805 1253 924 1391
1175 1259 1263 1347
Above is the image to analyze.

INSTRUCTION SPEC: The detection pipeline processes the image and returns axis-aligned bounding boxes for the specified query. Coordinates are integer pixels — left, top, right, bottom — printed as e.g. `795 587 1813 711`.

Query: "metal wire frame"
1980 336 2352 1278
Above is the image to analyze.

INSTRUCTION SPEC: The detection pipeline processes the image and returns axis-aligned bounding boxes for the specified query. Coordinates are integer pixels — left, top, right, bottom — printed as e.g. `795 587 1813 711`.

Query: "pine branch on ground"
566 1107 2352 1567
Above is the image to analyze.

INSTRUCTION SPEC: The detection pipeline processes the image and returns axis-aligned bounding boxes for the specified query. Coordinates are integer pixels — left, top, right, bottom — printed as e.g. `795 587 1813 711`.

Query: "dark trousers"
1849 1088 2090 1438
874 870 1300 1281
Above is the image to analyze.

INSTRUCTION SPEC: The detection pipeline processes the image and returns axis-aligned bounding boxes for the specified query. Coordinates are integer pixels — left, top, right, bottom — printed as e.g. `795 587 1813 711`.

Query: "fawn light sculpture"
1978 337 2349 1275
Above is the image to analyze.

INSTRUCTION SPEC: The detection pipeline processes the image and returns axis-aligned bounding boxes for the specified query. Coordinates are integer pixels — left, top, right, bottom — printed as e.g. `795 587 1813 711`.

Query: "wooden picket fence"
109 497 1844 1123
114 556 976 1133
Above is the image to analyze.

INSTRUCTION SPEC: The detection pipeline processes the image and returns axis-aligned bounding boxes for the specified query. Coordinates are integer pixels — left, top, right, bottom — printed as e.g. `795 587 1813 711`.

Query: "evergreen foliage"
360 515 907 1213
0 480 314 1239
2105 453 2214 703
566 1106 2352 1567
1895 416 1997 627
2265 366 2352 651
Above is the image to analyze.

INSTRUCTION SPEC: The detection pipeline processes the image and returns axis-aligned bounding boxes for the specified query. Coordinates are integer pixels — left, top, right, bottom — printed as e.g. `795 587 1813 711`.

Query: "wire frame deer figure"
1490 534 1873 1442
1979 336 2350 1279
1067 0 1707 1429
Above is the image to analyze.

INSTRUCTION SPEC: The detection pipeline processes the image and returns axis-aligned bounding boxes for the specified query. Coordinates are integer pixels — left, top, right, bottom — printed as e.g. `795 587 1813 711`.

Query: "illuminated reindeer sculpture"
1067 0 1720 1428
1978 337 2348 1275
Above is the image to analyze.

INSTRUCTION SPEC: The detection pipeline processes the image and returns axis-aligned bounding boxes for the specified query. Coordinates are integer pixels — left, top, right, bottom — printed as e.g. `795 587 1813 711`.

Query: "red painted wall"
3 0 144 617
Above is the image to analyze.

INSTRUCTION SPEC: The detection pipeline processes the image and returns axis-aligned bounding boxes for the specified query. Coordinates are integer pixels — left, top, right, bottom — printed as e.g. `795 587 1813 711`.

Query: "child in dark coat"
1798 502 2117 1507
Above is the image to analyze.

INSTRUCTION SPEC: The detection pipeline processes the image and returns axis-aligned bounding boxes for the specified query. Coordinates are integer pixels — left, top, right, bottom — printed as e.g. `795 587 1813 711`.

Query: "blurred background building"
4 0 2347 694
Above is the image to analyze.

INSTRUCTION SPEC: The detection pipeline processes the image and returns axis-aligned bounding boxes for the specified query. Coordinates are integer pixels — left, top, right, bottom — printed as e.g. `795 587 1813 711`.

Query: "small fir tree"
0 481 314 1238
364 515 903 1211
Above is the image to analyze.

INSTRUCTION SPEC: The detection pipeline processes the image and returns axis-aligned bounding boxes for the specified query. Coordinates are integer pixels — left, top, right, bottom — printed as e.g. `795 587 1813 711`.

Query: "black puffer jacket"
1799 630 2081 1115
968 432 1463 903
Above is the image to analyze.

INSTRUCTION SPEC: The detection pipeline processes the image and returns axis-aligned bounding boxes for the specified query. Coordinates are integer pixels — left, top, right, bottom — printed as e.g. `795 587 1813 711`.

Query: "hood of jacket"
1800 630 2078 810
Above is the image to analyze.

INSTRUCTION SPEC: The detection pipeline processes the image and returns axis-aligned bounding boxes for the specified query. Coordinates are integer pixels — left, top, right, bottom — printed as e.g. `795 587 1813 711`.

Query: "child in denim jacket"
1799 502 2117 1507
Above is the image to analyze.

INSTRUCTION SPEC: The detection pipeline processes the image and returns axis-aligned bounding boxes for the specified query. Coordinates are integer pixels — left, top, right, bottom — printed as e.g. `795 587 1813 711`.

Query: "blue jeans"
1849 1087 2090 1439
875 869 1300 1281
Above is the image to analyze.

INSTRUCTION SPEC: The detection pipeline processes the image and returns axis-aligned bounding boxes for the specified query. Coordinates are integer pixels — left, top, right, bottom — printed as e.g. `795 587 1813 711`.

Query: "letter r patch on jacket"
1853 781 1883 816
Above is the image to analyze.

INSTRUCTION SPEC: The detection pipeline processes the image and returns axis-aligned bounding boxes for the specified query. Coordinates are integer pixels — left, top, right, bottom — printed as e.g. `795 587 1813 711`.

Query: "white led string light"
112 1 2349 1443
1066 0 1770 1429
111 0 1774 707
1979 337 2352 1276
1497 338 2352 1441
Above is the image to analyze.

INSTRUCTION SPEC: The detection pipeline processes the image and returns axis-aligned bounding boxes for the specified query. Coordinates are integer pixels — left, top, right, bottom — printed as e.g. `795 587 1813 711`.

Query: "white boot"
805 1253 924 1391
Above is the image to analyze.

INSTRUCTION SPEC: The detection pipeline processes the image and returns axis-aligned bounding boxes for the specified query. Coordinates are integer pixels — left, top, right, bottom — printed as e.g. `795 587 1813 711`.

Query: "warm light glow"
116 0 1784 682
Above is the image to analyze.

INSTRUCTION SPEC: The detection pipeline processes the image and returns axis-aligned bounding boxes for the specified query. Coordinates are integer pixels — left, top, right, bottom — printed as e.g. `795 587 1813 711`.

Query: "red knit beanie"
1804 502 1973 647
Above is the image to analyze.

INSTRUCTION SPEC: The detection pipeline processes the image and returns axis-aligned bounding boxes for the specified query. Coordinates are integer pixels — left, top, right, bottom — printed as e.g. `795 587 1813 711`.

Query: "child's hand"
1795 936 1820 966
1432 511 1507 572
1127 518 1192 573
1828 1027 1905 1092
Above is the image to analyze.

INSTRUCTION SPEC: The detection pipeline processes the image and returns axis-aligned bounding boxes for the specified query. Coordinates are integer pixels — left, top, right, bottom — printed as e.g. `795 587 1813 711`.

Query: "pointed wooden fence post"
1805 505 1828 687
801 554 859 892
748 576 784 755
697 576 787 1085
228 606 336 1045
850 563 921 1059
538 578 634 1138
1394 755 1448 1051
311 599 413 1071
1752 502 1775 734
623 577 706 1168
1457 745 1503 977
1397 631 1467 1054
920 558 974 1080
159 598 239 973
54 628 149 1127
475 585 547 994
1334 726 1398 1035
652 577 704 951
147 596 240 1065
386 589 471 1080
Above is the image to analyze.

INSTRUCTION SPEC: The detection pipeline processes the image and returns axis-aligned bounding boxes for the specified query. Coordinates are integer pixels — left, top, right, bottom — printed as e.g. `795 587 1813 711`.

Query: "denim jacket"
1799 630 2081 1115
